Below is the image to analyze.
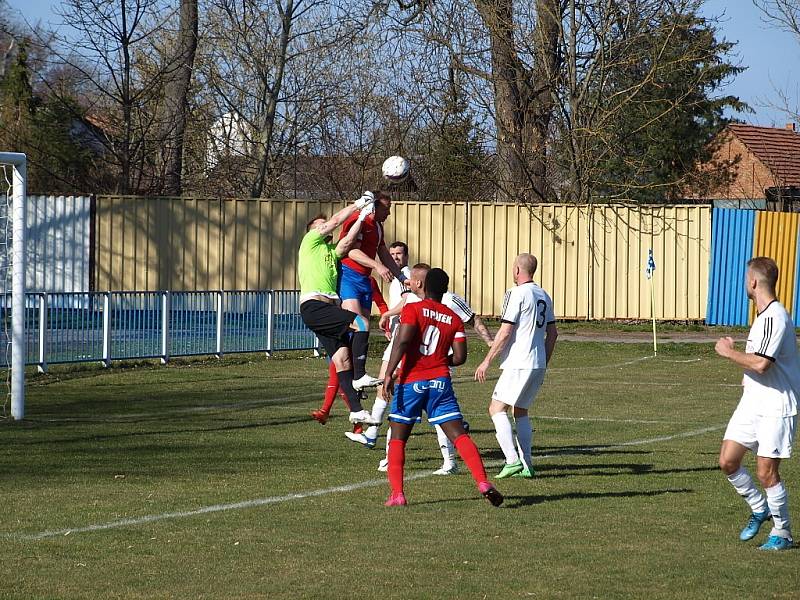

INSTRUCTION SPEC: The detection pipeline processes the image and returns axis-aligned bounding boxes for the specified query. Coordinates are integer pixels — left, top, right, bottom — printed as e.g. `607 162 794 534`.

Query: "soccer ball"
382 155 410 183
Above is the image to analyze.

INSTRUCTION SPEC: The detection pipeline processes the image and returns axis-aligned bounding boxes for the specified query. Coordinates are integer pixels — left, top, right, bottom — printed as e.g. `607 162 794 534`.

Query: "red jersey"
397 298 466 384
339 213 385 275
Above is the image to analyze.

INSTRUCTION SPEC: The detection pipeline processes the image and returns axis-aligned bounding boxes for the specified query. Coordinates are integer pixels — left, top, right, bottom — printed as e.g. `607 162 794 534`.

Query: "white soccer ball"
382 155 410 183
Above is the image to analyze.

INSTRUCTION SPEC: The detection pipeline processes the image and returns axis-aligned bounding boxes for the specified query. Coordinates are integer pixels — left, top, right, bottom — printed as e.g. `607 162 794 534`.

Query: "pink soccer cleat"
384 492 407 507
478 481 504 507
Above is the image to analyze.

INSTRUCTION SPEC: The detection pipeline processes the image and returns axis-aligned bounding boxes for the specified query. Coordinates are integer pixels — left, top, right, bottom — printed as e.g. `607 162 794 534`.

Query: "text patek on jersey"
421 307 453 324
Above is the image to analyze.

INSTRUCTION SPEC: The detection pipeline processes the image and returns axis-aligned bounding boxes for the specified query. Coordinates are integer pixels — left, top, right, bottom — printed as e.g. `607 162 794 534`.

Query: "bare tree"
754 0 800 123
43 0 177 194
158 0 198 196
200 0 365 198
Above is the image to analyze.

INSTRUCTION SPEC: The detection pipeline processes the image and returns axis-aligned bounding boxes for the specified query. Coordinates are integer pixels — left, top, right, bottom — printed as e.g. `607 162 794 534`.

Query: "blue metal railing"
12 290 317 370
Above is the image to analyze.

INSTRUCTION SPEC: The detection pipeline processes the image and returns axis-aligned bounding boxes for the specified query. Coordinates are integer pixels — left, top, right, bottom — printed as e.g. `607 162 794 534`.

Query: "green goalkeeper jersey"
298 229 339 299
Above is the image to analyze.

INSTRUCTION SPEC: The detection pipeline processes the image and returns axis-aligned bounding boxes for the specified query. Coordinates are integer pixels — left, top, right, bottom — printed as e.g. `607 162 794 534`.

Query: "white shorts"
723 407 797 459
382 334 396 363
491 368 546 410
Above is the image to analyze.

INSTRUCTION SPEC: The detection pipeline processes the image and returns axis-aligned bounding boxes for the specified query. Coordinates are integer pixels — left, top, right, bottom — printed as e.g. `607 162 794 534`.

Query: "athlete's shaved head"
409 263 430 295
515 253 538 277
425 268 449 302
747 257 778 294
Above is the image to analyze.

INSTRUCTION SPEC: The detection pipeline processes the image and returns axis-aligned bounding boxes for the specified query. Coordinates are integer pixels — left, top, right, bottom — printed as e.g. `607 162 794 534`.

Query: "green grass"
1 341 798 599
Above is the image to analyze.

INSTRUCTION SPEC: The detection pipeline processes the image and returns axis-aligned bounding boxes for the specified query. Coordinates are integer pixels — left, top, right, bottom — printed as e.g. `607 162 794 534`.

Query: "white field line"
11 423 725 541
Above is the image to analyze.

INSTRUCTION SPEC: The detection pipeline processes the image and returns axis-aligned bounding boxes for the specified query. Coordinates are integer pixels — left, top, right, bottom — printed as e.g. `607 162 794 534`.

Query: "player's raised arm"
316 192 374 238
335 203 374 258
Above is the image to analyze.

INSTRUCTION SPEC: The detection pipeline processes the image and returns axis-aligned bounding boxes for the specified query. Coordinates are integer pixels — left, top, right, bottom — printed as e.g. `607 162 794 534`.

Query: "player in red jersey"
339 192 408 390
381 268 503 507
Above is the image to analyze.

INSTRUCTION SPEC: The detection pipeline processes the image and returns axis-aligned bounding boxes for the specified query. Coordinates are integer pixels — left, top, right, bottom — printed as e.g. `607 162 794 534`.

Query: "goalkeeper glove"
357 202 375 222
354 191 375 209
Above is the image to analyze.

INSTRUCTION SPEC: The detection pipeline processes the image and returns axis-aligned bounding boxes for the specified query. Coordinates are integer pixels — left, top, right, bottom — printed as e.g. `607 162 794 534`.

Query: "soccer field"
1 340 797 599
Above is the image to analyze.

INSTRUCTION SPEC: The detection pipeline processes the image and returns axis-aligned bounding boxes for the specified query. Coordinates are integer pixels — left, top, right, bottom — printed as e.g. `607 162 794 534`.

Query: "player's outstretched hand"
474 360 489 383
379 312 391 333
382 374 395 401
354 191 375 209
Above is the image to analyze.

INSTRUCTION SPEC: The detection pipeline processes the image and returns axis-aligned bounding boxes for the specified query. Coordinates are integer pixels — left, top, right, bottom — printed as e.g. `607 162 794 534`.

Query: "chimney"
786 123 797 132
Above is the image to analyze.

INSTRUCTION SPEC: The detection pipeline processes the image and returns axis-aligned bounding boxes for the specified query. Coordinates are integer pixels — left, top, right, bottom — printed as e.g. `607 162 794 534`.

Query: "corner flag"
645 248 657 356
645 248 656 280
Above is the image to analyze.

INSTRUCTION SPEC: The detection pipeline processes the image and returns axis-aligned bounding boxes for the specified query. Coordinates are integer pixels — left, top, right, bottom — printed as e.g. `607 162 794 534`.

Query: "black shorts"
300 300 356 358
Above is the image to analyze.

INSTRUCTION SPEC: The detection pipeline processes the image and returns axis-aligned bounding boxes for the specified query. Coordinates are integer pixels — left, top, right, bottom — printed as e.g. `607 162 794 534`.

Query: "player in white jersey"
715 257 800 551
345 242 412 447
475 253 558 479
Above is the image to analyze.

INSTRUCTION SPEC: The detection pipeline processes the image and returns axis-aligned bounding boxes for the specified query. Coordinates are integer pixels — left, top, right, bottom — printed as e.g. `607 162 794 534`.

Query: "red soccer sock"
320 362 339 414
353 423 363 434
453 434 488 484
387 439 407 495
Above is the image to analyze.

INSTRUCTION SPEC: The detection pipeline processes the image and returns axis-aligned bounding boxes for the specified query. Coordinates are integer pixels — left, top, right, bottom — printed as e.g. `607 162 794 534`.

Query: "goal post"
0 152 26 420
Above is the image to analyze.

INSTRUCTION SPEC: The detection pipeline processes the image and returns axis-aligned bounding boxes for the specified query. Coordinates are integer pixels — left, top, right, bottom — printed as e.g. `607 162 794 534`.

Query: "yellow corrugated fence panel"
93 197 711 319
754 211 799 317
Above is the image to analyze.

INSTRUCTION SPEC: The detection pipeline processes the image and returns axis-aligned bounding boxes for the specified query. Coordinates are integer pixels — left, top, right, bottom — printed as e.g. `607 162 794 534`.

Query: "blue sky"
6 0 800 127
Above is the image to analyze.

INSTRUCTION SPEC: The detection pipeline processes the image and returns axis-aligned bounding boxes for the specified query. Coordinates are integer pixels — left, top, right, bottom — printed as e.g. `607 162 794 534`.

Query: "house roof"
728 124 800 188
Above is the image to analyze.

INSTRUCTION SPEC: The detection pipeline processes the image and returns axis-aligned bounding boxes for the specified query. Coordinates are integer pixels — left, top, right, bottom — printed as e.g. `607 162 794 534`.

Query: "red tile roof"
728 124 800 188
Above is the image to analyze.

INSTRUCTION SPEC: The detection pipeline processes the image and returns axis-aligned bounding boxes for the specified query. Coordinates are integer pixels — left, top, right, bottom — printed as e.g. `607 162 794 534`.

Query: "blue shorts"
388 377 462 426
339 264 373 311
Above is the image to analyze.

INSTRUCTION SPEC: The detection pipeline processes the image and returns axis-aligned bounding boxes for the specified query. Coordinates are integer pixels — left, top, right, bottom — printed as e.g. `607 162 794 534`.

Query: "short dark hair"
425 268 449 299
376 191 391 203
390 241 409 255
306 213 326 232
748 257 779 291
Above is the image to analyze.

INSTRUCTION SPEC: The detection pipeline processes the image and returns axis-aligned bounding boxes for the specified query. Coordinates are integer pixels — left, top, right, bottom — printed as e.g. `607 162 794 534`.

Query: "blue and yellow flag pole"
646 249 657 356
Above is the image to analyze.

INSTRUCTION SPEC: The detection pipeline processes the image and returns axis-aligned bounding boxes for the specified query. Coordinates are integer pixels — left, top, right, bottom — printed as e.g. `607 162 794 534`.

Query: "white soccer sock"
365 397 387 439
514 415 533 470
491 412 519 464
435 424 456 466
766 482 792 538
384 426 392 454
727 467 767 514
371 397 388 425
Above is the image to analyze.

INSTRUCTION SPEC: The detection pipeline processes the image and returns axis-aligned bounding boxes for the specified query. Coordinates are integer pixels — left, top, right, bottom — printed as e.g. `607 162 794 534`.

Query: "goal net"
0 153 26 420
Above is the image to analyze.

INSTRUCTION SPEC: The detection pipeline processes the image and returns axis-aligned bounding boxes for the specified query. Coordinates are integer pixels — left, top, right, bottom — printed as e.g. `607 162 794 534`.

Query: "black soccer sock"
351 331 370 380
337 370 363 412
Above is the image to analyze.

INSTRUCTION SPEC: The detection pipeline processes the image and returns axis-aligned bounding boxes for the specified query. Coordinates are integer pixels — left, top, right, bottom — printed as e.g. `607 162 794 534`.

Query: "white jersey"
442 292 475 325
739 300 800 417
387 266 412 331
388 266 412 309
498 282 555 370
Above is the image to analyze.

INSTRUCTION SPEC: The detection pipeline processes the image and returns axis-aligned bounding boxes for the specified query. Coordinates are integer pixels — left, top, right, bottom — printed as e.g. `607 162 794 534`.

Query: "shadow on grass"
6 416 311 446
412 487 693 509
502 487 693 509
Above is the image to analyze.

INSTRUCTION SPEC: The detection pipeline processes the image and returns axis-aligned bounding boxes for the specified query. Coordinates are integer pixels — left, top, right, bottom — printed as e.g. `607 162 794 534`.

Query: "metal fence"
11 290 315 370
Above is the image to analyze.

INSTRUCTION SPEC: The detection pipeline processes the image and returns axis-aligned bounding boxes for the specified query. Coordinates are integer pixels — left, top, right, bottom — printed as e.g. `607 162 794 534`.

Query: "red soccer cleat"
384 492 407 507
310 409 329 425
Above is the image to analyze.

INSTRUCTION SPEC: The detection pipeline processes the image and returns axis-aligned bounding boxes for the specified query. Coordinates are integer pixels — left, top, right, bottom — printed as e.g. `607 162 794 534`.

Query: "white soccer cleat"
344 431 370 446
432 463 459 476
348 410 380 425
377 457 389 472
352 374 382 390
